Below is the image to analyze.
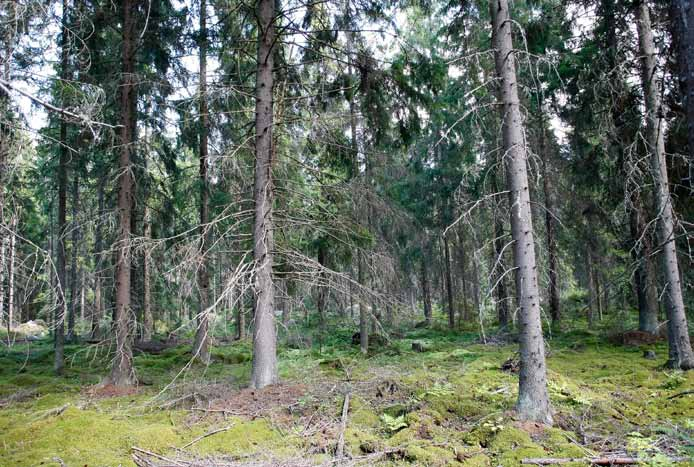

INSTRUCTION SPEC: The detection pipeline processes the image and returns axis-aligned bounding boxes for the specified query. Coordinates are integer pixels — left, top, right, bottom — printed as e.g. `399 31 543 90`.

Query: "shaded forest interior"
0 0 693 465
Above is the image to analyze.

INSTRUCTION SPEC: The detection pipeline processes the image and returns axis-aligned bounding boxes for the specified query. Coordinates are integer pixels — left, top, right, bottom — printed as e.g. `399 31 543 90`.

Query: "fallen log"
335 392 350 461
521 457 690 465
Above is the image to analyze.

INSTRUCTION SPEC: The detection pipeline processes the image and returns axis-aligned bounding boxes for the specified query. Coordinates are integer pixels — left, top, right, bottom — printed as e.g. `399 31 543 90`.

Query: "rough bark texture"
420 255 432 325
250 0 278 388
54 0 69 374
637 1 694 370
443 235 455 329
358 253 369 354
490 0 552 424
193 0 211 364
540 128 560 324
629 201 659 334
109 0 137 386
455 231 470 324
142 206 153 341
91 179 105 339
67 170 79 340
672 0 694 185
7 215 15 330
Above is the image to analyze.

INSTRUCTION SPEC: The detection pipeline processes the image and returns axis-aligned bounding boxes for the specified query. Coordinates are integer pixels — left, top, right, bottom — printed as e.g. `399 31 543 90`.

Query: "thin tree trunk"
91 179 104 339
443 234 455 329
455 231 470 324
193 0 211 363
358 252 368 354
586 251 596 327
672 0 694 188
0 224 5 329
630 202 659 333
637 1 694 370
109 0 137 386
490 0 552 424
540 126 560 324
54 0 69 374
236 294 246 340
7 215 15 330
317 244 327 349
491 168 510 328
68 170 79 340
250 0 278 388
142 206 153 341
420 255 432 326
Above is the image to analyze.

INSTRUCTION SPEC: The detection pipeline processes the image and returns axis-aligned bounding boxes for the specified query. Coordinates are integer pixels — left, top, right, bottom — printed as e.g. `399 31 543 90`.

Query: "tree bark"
91 178 105 339
491 167 511 328
454 230 470 324
109 0 137 386
443 234 455 329
7 214 15 330
629 201 659 334
636 1 694 370
672 0 694 188
420 255 432 326
490 0 552 424
142 206 153 341
54 0 70 374
250 0 278 388
193 0 211 364
67 170 79 340
358 252 369 354
539 124 560 324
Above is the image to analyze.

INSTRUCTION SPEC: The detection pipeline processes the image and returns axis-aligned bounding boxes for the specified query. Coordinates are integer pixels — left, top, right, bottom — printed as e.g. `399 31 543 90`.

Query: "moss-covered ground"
1 323 693 466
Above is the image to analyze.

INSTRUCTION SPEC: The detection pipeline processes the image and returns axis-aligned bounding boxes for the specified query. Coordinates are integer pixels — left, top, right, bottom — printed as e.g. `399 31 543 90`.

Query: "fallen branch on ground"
335 392 350 461
521 457 690 465
180 424 235 449
666 389 693 400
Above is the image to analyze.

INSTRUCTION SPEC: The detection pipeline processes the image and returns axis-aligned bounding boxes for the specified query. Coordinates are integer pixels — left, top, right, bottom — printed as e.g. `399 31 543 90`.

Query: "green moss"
488 427 546 466
348 396 381 428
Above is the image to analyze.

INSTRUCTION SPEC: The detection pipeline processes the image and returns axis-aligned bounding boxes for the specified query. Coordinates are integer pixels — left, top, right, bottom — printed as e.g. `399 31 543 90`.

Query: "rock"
14 320 49 339
411 341 429 352
643 350 656 360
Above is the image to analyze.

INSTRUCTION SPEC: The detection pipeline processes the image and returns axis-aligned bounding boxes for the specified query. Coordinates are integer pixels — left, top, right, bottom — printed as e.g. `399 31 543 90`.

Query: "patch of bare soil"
194 383 309 419
83 383 140 399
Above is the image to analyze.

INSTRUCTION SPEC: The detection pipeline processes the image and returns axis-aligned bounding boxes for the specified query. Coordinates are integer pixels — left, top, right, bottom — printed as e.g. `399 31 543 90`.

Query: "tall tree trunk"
142 206 153 341
491 167 511 328
586 250 596 327
637 1 694 370
68 170 79 340
0 223 5 329
7 215 15 330
420 255 432 326
91 179 104 339
629 201 659 333
443 234 455 329
455 230 470 324
236 294 246 340
672 0 694 187
317 244 327 349
493 214 510 328
539 125 560 324
193 0 211 364
490 0 552 424
109 0 137 386
250 0 278 388
358 252 368 354
54 0 69 374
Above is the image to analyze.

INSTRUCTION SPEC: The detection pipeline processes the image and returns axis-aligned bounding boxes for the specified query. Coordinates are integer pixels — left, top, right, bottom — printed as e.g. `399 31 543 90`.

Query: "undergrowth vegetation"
1 322 693 466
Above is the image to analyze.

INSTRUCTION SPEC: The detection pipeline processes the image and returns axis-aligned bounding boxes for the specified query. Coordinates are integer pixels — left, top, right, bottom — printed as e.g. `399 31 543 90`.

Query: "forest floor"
0 323 693 467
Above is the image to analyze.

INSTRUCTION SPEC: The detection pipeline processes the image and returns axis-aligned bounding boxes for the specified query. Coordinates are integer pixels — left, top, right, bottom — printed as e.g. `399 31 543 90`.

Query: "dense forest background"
0 0 694 461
